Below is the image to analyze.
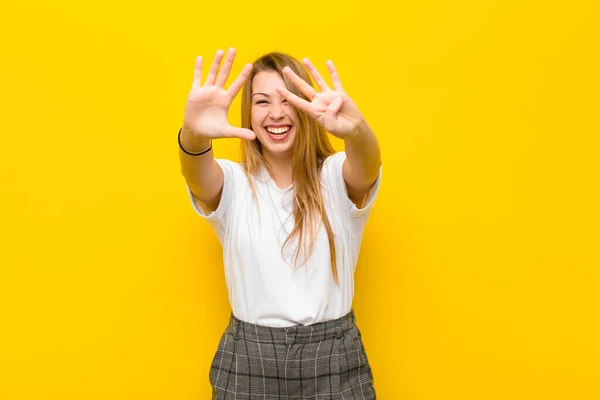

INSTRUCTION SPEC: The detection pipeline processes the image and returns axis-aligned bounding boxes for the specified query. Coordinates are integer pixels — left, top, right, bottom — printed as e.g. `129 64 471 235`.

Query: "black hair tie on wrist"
178 127 212 156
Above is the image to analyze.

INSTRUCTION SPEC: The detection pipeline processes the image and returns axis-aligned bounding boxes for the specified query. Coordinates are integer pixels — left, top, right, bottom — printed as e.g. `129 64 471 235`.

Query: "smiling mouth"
265 126 291 135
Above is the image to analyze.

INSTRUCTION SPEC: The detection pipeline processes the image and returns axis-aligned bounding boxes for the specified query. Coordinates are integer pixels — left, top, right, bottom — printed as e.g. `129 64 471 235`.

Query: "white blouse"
187 151 382 327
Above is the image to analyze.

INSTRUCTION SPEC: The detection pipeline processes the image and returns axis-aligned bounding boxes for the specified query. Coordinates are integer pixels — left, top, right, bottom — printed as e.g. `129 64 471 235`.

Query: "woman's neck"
264 153 293 189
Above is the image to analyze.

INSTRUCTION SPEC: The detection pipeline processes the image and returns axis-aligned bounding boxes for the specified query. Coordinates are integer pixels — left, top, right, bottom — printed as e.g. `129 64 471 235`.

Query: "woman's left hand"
276 59 367 140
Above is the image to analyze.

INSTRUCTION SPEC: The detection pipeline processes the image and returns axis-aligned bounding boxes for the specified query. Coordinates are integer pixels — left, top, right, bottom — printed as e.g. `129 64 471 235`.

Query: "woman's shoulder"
214 158 270 187
213 158 246 172
324 151 346 163
206 158 248 189
321 151 347 173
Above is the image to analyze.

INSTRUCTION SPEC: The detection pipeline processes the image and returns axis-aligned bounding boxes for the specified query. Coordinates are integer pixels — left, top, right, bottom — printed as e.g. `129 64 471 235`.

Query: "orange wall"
1 0 598 398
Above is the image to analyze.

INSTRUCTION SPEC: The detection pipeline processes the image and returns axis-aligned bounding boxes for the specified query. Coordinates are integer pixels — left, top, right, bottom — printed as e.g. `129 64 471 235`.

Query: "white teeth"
266 126 291 134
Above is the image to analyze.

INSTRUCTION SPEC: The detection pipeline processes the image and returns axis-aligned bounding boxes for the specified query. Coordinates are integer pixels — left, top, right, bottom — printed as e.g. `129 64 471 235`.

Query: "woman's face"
251 70 299 159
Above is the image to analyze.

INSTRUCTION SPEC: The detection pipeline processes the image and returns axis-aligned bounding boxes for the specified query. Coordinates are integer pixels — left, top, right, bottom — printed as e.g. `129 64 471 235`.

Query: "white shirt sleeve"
185 158 240 241
323 151 382 234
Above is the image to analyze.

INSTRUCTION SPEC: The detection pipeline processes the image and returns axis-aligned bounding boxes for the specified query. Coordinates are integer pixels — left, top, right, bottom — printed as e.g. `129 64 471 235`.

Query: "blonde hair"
239 52 339 284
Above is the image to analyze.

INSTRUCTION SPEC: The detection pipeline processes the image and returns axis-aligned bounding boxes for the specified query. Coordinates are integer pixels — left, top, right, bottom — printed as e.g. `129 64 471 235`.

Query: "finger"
276 86 313 116
302 58 330 92
216 48 236 88
326 96 343 118
227 63 253 98
326 60 344 92
324 97 343 132
225 126 256 141
205 49 224 86
192 56 203 89
281 66 317 100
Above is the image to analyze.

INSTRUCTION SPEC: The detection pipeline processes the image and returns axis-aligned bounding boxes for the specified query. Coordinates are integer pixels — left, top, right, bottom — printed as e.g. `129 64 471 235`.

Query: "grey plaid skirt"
209 309 376 399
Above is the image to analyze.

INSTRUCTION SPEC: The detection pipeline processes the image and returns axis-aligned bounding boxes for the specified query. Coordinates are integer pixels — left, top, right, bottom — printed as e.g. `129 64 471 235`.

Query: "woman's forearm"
343 120 382 185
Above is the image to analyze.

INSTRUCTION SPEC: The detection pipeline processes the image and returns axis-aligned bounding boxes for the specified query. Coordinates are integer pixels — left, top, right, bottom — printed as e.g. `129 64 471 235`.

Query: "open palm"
276 59 367 139
183 48 255 141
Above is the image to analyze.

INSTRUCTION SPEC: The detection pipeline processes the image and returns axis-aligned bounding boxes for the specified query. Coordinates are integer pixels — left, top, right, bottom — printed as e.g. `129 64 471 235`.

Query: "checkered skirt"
208 309 376 399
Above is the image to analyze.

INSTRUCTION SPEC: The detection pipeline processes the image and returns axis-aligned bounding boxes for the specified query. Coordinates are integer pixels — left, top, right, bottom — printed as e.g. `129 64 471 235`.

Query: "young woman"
178 47 382 399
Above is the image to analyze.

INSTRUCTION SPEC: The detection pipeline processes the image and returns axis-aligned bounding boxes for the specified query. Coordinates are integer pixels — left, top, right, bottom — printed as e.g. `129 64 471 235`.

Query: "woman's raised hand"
276 59 368 140
183 48 256 140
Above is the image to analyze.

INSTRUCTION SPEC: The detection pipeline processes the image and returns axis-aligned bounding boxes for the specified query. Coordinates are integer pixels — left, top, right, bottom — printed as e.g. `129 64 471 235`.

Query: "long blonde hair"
239 52 339 284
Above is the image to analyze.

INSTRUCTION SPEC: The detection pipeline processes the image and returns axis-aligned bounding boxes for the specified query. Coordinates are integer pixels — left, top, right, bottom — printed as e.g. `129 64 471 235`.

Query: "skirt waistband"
227 309 358 345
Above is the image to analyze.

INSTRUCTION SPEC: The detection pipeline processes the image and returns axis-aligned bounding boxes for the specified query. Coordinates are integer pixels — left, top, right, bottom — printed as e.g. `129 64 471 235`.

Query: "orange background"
1 0 598 398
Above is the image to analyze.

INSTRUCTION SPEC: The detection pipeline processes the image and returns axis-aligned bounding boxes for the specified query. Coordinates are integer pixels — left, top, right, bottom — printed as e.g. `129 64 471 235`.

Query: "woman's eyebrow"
252 92 270 97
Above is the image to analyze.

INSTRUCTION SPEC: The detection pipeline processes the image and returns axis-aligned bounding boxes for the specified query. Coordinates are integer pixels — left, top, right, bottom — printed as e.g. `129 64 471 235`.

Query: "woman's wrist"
180 125 212 154
343 118 371 145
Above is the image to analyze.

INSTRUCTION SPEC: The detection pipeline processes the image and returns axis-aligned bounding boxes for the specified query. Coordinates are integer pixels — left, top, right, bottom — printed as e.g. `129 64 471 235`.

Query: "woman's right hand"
183 48 255 141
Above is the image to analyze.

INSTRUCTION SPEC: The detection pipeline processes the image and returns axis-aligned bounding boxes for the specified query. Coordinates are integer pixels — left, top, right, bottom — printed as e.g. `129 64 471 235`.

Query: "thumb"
225 126 256 141
325 96 343 119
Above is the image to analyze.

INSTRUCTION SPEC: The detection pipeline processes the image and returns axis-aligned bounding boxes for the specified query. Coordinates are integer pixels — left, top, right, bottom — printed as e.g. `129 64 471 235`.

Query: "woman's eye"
256 100 268 104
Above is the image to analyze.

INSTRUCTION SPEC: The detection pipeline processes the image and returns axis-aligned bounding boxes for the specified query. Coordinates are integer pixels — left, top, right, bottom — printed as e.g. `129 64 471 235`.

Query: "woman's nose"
269 104 285 119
